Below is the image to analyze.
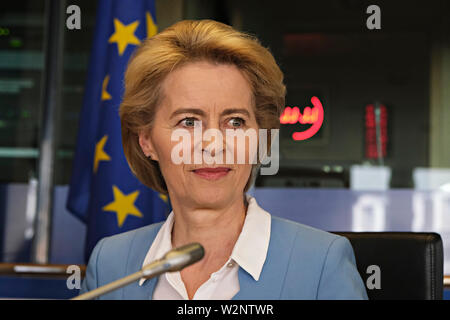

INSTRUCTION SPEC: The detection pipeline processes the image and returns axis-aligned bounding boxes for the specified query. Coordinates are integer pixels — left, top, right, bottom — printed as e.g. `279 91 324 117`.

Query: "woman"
80 19 368 300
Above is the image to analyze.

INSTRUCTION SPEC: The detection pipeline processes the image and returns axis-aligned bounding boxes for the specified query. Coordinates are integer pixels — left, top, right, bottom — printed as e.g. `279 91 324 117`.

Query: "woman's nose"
202 133 224 158
195 123 226 162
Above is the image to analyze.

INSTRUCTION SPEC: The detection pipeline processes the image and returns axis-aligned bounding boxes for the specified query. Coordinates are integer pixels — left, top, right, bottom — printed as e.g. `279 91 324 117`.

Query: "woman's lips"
192 167 231 180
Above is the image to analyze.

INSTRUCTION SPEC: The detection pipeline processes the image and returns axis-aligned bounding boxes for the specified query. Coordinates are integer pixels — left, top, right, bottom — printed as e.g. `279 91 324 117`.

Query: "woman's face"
139 61 259 208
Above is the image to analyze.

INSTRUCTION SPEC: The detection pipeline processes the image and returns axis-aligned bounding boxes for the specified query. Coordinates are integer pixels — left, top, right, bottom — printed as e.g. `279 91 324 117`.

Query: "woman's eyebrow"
169 108 206 119
170 108 251 119
220 108 251 118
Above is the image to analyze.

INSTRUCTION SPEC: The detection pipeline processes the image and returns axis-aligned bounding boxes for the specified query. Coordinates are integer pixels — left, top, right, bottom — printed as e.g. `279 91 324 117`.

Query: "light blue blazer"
79 216 368 299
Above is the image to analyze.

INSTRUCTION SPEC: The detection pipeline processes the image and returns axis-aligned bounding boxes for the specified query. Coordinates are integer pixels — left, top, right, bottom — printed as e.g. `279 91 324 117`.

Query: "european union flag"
67 0 170 262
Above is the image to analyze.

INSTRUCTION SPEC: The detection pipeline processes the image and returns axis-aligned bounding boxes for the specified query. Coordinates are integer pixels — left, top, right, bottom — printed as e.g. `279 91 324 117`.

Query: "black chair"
331 232 444 300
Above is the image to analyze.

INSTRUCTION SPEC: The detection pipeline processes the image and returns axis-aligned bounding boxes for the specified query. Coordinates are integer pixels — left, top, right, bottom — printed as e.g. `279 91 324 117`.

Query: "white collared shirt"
138 194 271 300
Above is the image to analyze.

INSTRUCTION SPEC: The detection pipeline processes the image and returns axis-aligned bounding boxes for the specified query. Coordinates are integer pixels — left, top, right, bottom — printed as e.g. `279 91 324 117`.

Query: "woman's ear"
138 130 159 161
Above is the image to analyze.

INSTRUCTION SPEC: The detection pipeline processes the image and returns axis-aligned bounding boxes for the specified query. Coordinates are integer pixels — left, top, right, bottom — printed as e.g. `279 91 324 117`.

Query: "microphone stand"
71 243 204 300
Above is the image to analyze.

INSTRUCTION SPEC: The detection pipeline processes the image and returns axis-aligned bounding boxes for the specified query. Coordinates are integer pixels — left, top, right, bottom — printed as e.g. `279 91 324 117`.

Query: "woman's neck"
170 194 248 257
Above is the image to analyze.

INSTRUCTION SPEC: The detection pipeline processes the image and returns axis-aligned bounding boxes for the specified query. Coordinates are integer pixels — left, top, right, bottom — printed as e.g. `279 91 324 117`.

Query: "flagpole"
31 0 65 264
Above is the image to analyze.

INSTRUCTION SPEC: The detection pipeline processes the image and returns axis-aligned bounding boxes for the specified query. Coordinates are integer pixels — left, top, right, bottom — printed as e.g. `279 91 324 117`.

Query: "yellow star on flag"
108 18 141 56
94 135 111 173
146 11 158 38
101 75 112 101
158 193 168 203
103 185 143 227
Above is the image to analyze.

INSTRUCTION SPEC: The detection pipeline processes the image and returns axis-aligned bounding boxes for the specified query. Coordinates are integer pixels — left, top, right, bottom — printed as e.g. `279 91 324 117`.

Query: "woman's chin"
189 187 233 206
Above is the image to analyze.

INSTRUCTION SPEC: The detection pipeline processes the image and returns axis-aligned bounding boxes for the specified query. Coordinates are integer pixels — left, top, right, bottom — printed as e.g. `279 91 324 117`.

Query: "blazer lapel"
232 264 284 300
144 277 158 299
232 217 298 300
122 222 164 300
232 267 269 300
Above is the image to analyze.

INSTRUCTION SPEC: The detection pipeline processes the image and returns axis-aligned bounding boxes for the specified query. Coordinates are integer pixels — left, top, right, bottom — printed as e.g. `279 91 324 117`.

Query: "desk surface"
0 263 86 278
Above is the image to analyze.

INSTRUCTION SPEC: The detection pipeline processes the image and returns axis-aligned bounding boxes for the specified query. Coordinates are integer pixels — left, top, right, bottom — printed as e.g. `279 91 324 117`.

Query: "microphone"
72 243 204 300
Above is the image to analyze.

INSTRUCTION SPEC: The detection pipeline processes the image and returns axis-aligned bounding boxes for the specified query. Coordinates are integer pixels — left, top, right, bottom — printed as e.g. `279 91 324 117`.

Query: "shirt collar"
139 194 271 286
229 194 271 281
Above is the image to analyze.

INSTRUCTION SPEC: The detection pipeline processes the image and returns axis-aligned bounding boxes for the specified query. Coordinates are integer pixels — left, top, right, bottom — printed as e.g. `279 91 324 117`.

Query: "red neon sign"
280 96 324 141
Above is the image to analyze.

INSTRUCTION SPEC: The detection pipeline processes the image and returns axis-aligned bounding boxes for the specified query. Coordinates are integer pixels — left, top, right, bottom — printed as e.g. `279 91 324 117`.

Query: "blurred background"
0 0 449 298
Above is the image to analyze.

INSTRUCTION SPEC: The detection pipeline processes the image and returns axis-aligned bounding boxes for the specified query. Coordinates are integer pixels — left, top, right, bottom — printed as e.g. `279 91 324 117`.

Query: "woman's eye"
228 117 245 128
180 117 200 128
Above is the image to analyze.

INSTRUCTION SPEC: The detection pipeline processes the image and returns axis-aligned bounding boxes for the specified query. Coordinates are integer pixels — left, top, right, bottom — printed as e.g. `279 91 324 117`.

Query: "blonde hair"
119 19 286 194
